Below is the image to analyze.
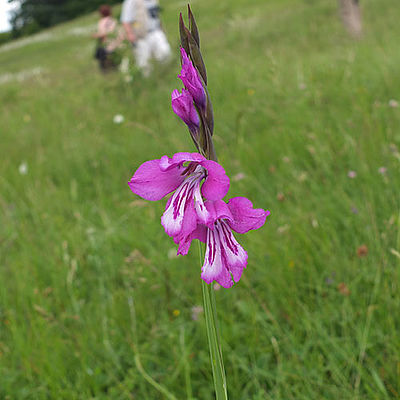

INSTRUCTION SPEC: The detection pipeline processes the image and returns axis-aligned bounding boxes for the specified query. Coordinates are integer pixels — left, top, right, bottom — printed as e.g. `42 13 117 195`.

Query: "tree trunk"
338 0 362 38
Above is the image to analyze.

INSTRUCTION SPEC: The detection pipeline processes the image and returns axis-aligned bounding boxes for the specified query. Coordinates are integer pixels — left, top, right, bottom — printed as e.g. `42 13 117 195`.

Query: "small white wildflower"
388 99 399 108
113 114 124 124
18 162 28 175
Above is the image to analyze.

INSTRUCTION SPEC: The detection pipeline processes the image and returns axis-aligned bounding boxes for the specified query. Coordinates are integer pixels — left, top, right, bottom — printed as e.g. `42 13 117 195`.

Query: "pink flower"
348 170 357 179
178 48 206 109
129 152 230 244
378 166 387 175
178 197 270 288
171 89 200 135
129 153 270 288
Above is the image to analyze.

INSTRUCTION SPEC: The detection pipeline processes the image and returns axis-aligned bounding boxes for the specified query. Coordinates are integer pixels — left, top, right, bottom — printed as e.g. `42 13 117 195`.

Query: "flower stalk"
199 242 228 400
128 5 270 399
181 7 228 398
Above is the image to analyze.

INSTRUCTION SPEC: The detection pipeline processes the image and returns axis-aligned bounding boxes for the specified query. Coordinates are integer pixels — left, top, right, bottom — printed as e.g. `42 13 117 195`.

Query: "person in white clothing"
121 0 171 76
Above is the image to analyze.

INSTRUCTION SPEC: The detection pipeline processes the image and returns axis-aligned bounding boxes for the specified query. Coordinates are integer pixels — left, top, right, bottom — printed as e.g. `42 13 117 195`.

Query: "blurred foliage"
8 0 121 38
0 30 12 45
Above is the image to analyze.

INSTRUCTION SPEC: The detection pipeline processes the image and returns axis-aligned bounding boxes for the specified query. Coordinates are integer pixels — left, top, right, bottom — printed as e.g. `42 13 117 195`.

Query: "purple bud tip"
178 48 206 109
171 88 200 134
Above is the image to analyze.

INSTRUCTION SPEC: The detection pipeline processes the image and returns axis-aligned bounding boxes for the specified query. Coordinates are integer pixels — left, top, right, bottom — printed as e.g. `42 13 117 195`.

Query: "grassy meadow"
1 0 400 398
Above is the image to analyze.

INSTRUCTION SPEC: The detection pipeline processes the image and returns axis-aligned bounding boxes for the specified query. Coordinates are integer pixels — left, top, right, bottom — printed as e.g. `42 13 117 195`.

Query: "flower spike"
176 8 216 160
130 5 270 289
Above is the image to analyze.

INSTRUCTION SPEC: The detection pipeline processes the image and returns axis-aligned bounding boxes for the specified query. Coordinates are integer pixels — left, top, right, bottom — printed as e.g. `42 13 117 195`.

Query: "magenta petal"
161 180 195 237
227 197 270 234
213 269 234 288
193 183 210 225
200 160 230 201
171 88 200 133
177 224 207 256
193 224 207 243
179 48 206 108
177 192 198 239
218 220 248 282
129 159 184 201
201 228 233 288
205 200 232 227
159 152 205 172
162 168 205 242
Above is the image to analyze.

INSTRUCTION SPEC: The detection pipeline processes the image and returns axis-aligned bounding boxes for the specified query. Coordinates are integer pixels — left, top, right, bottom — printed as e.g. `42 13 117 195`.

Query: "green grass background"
1 0 400 398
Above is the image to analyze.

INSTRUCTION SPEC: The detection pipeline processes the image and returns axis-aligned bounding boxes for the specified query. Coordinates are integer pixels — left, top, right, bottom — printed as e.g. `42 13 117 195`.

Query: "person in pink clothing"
93 5 125 71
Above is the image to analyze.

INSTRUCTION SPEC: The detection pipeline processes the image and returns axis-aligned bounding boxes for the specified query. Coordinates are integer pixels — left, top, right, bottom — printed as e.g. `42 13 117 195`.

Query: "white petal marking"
201 228 223 283
161 164 206 237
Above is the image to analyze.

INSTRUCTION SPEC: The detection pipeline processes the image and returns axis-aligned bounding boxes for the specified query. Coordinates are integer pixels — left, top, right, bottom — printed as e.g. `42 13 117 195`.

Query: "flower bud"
178 48 206 109
171 88 200 135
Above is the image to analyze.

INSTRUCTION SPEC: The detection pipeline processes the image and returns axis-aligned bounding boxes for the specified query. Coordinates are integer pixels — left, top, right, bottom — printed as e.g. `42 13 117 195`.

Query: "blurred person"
338 0 362 38
93 5 125 71
121 0 171 76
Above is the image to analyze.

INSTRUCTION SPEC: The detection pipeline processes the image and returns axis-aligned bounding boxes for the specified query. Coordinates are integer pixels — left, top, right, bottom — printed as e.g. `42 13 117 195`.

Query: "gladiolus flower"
178 47 206 109
129 152 230 244
178 197 270 288
171 88 200 135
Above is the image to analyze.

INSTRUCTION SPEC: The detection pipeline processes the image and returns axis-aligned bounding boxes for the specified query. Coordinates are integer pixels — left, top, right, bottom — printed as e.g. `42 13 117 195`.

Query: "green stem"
198 242 228 399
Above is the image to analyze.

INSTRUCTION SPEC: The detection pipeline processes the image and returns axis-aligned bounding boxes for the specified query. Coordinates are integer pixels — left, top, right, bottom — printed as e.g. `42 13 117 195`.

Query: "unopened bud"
178 48 206 109
171 88 200 136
